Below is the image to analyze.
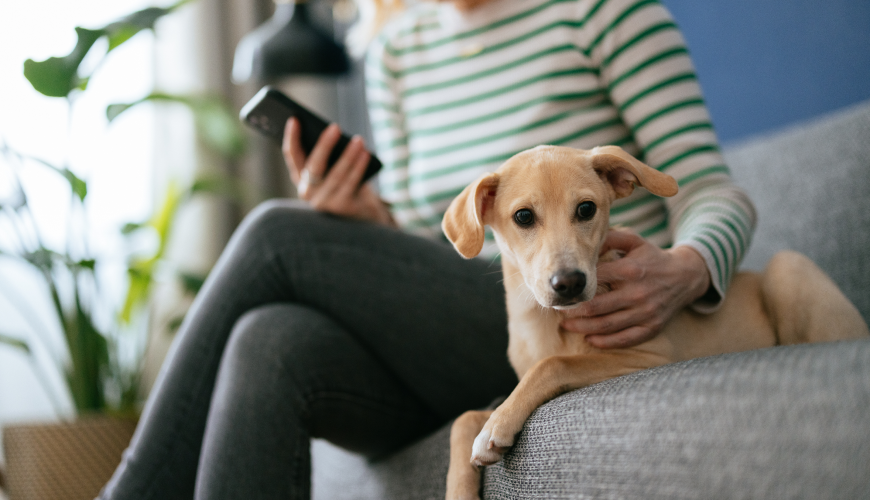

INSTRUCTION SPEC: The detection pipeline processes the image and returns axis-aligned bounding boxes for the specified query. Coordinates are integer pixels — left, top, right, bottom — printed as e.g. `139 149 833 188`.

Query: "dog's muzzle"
550 270 586 301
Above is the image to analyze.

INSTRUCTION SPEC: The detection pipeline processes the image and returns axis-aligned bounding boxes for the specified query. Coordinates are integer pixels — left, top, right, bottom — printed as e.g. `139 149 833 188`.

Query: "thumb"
600 229 645 256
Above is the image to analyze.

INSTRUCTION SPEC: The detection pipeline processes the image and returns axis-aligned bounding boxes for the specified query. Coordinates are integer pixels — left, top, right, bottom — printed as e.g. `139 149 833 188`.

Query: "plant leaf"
24 1 190 98
189 176 243 201
106 25 141 52
178 272 207 295
76 76 90 92
106 102 136 122
65 291 109 411
119 261 154 325
150 181 182 248
76 259 96 271
23 27 104 98
0 333 30 354
23 155 88 202
121 222 145 235
167 315 185 333
119 181 184 325
106 93 182 122
105 6 175 51
23 248 57 272
61 168 88 202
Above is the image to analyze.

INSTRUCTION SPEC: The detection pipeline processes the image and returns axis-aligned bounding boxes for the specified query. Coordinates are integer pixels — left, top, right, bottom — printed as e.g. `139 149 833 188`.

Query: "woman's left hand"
560 230 712 349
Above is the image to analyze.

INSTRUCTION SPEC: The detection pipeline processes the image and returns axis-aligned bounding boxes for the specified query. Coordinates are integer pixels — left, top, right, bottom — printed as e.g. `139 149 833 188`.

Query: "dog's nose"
550 270 586 299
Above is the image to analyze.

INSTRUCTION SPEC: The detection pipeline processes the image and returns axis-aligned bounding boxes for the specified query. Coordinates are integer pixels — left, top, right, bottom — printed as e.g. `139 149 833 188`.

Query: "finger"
283 118 306 185
561 304 645 337
309 136 365 206
326 136 365 186
596 256 646 286
297 168 315 200
570 287 633 318
306 123 341 181
334 138 370 200
599 228 645 255
585 325 657 349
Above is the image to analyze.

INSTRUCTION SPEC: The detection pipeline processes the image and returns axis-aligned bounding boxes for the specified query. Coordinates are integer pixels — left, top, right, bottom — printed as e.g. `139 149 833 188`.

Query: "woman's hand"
560 230 711 349
282 117 395 226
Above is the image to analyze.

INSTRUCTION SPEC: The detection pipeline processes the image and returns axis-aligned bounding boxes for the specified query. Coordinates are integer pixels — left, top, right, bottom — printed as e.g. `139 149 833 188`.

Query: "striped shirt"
365 0 756 307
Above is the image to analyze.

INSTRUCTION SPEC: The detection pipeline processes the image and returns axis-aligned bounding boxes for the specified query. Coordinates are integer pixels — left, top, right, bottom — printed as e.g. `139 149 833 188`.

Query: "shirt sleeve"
585 0 757 311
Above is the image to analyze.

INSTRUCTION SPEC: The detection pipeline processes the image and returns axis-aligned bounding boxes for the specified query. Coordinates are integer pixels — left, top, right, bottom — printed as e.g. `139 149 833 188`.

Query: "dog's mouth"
527 288 586 311
537 291 592 310
551 300 584 311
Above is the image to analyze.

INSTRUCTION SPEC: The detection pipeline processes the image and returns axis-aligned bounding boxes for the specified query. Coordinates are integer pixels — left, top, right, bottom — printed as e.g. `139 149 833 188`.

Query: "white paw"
470 425 514 466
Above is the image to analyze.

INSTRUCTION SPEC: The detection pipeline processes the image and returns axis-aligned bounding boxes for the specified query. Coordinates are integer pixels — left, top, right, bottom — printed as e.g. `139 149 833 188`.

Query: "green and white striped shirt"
365 0 756 307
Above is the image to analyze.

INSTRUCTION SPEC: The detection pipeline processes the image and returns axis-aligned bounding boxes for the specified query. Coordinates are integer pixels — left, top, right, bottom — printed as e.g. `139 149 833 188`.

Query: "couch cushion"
724 100 870 322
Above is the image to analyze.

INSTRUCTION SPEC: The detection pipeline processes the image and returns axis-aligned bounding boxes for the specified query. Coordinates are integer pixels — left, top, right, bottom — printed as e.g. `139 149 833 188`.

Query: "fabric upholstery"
483 340 870 499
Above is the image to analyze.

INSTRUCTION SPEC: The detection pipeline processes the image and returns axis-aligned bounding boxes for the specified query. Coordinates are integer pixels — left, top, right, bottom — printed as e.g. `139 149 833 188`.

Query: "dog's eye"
514 209 534 226
576 201 597 220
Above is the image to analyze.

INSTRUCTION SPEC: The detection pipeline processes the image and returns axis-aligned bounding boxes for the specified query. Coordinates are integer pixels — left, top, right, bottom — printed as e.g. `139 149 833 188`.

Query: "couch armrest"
483 340 870 499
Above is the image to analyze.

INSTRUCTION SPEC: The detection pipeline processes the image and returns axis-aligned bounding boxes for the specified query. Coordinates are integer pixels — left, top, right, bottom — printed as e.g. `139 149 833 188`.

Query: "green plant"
0 1 245 415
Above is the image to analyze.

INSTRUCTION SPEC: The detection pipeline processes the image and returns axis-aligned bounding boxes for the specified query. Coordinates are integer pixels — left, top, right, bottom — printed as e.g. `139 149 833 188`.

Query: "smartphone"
239 86 382 183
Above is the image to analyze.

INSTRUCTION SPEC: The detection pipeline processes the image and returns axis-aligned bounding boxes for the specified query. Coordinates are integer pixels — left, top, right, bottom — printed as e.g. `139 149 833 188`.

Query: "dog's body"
441 145 869 500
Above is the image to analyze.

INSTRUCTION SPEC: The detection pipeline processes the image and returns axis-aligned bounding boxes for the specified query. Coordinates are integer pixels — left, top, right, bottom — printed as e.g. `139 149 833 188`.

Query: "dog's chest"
505 296 599 379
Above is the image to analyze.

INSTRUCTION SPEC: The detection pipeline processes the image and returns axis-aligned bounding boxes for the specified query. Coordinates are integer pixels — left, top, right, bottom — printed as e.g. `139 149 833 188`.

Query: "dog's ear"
442 173 499 259
590 146 678 199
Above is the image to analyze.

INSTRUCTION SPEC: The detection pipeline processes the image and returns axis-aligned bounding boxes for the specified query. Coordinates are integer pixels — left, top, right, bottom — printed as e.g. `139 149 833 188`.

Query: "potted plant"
0 2 245 499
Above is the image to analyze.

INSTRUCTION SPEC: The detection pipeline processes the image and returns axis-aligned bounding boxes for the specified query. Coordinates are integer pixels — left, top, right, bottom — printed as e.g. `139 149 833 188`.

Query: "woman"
101 0 754 498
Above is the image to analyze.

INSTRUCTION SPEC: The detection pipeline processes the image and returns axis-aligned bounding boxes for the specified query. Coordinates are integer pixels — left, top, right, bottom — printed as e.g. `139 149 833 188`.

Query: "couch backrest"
724 100 870 323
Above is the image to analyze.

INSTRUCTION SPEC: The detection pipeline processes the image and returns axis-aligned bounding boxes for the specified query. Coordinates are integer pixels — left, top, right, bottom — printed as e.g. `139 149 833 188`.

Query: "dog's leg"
470 351 665 466
762 251 869 344
446 410 493 500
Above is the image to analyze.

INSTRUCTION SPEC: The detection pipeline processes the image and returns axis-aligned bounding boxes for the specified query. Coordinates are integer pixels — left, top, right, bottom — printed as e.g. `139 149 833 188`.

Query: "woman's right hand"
282 117 395 226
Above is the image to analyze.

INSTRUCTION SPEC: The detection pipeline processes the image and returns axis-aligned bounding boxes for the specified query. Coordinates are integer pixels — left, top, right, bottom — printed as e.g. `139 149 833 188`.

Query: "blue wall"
660 0 870 144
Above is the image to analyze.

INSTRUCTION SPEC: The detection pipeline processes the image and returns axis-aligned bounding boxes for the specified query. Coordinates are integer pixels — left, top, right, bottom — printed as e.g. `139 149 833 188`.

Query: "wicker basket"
2 416 137 500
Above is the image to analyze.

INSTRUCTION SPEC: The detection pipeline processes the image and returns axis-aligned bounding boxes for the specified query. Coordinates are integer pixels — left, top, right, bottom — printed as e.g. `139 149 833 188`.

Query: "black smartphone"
239 86 382 183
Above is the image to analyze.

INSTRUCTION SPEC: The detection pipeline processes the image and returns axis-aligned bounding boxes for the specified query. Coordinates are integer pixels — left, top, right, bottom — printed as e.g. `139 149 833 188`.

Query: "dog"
440 145 869 500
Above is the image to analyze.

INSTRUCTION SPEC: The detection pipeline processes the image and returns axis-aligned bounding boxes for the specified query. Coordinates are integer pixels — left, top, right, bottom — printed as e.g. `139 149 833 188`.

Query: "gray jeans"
99 200 518 499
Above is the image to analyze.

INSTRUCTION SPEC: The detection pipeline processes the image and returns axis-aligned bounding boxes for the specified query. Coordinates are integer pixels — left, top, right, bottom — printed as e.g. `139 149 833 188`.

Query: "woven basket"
2 416 137 500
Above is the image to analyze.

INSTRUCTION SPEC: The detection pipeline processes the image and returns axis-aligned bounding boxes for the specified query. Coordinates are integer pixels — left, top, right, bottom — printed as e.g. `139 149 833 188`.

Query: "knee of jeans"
224 303 323 378
234 199 312 244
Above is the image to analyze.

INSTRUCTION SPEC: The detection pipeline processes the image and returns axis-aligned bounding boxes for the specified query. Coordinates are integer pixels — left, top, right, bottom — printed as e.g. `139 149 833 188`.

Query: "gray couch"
311 100 870 500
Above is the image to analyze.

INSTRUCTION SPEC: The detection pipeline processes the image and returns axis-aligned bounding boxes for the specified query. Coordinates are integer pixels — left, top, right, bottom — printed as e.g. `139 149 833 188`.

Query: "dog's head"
442 145 678 309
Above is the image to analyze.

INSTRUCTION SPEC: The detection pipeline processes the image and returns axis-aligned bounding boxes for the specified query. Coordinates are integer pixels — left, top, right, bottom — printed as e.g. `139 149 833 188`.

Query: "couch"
310 100 870 499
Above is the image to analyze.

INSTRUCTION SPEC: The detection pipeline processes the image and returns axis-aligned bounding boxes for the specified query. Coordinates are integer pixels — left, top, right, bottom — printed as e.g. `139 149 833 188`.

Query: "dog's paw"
470 421 516 466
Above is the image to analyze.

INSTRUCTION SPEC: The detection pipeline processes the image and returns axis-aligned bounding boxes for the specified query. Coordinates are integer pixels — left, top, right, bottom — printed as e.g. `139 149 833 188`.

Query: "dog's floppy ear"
590 145 678 199
442 173 499 259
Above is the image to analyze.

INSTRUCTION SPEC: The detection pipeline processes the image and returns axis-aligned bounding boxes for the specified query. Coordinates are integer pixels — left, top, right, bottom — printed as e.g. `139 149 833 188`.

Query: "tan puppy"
441 145 869 500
